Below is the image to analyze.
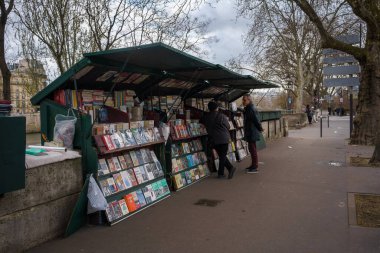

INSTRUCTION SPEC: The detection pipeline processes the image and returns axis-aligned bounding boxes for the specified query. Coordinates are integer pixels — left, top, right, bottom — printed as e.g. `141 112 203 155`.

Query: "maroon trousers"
248 142 258 169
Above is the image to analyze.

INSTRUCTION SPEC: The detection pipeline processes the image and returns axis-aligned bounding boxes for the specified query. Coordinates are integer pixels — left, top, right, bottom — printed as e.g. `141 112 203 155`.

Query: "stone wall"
25 113 41 133
281 113 308 129
0 158 82 253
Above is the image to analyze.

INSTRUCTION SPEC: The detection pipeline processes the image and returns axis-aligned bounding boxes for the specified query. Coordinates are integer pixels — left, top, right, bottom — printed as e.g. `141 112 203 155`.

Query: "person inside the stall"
201 101 236 179
241 94 264 174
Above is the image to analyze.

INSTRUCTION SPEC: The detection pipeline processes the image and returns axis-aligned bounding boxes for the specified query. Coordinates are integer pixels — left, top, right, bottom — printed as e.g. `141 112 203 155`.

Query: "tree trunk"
0 22 11 100
350 34 380 163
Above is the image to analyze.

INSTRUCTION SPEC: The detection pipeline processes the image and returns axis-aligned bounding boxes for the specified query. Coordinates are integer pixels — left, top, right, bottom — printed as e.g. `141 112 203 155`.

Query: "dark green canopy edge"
31 42 277 105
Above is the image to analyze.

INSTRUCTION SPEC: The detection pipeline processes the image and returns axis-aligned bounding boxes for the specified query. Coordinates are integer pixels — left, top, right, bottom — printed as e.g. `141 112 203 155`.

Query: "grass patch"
355 193 380 227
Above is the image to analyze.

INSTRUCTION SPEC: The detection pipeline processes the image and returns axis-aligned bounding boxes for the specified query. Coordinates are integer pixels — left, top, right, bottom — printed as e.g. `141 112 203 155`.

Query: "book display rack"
166 119 210 191
93 122 170 225
234 116 250 161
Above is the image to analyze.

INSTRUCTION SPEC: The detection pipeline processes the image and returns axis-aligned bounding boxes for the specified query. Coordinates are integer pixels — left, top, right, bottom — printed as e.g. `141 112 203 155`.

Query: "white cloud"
194 0 250 65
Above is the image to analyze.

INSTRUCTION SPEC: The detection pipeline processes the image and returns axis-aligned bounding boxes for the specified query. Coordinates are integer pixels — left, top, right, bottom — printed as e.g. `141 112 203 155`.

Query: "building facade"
0 59 47 114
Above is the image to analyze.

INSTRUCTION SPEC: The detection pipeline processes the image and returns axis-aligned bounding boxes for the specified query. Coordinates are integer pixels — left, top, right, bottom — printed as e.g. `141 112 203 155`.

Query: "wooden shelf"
174 174 210 192
170 161 208 176
94 137 165 155
104 176 166 202
109 194 171 226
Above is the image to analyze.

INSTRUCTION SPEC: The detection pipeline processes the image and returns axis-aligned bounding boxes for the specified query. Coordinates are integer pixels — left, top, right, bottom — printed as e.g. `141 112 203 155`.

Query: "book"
144 163 155 180
142 184 156 204
124 153 134 168
140 149 150 163
131 191 141 210
135 150 145 165
112 201 123 219
110 133 121 149
173 174 183 189
107 177 118 194
159 179 170 196
124 194 137 212
112 157 122 171
126 169 138 186
131 128 143 145
120 171 132 189
99 179 111 196
118 199 129 216
171 144 180 157
172 158 179 172
107 158 117 172
124 129 137 146
113 173 127 191
151 182 161 199
102 135 115 150
118 155 128 170
98 158 110 176
185 171 192 184
129 150 140 166
105 203 116 222
136 189 147 207
139 166 149 182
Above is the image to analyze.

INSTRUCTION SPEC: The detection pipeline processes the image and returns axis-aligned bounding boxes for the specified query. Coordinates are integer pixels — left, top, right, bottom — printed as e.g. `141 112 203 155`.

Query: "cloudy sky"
195 0 250 65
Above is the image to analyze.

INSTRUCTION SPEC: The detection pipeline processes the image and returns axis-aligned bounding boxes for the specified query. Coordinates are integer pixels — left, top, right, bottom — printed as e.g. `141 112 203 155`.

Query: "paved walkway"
28 116 380 253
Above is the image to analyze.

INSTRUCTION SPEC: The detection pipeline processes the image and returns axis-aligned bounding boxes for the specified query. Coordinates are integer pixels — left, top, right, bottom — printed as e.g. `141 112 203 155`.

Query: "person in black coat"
242 94 264 174
201 101 236 179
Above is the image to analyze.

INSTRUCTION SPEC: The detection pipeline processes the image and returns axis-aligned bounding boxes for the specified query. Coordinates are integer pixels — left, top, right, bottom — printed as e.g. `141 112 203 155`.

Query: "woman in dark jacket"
242 94 264 174
201 101 236 179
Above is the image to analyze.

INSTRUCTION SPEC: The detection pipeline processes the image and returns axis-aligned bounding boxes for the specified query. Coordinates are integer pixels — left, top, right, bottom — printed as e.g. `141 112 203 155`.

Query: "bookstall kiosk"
31 42 276 234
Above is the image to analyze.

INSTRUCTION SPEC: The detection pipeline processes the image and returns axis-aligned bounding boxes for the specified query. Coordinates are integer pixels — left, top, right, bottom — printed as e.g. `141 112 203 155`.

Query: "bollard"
327 115 329 128
320 117 323 138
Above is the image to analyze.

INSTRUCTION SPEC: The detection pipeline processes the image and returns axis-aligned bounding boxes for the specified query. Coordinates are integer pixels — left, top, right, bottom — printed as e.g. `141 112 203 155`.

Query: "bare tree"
15 0 86 74
0 0 14 100
291 0 380 161
234 0 358 112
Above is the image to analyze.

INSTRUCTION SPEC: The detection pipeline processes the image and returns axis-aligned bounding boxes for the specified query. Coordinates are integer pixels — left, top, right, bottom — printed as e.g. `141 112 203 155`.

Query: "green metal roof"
31 42 277 105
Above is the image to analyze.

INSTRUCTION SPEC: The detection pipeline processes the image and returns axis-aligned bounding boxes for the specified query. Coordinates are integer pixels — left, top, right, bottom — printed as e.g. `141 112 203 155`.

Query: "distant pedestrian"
305 105 312 124
201 101 236 179
242 94 264 174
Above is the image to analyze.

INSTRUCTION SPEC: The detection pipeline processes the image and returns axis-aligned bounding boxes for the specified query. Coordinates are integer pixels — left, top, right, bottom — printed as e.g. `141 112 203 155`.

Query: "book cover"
171 144 179 157
99 179 111 196
144 163 155 180
115 132 125 148
110 133 121 149
135 150 145 165
159 179 170 195
105 202 115 222
124 194 137 212
140 149 150 163
186 155 194 167
136 189 147 207
150 150 159 162
190 169 196 181
112 157 122 171
107 177 118 194
184 171 192 184
107 158 117 172
123 153 134 168
151 182 161 199
118 155 128 170
142 128 153 143
131 191 141 210
98 158 110 176
112 201 123 219
194 168 200 180
118 199 129 216
113 173 127 191
133 167 144 184
142 185 154 204
126 169 138 186
146 149 153 162
120 171 132 189
131 128 143 145
129 150 140 166
172 158 179 173
153 127 162 141
173 174 183 190
124 129 137 146
139 166 149 182
102 135 115 150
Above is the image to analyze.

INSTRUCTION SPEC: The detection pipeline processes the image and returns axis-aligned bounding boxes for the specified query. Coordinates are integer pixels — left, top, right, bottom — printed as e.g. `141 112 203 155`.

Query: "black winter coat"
201 111 231 145
243 103 263 142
